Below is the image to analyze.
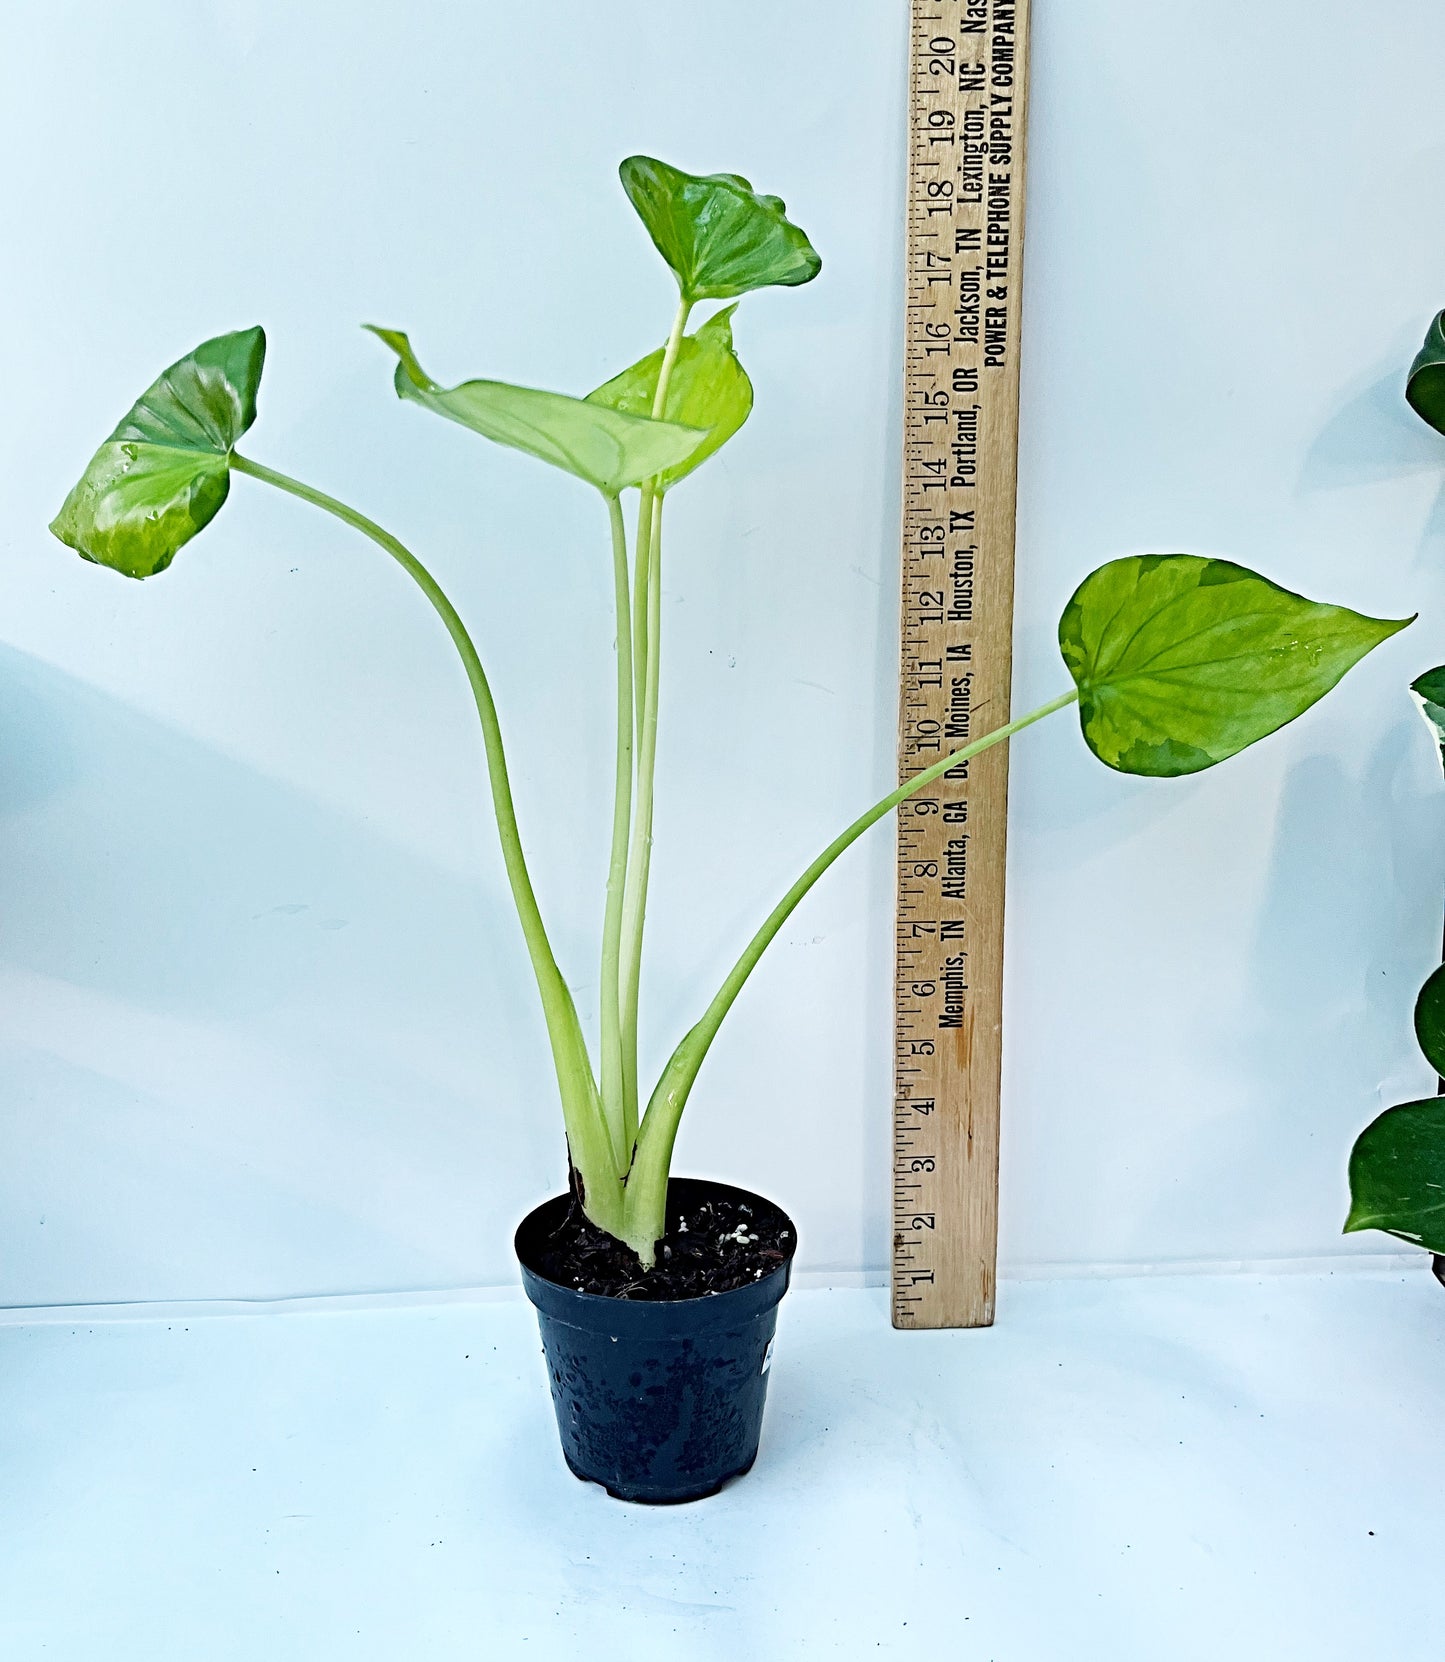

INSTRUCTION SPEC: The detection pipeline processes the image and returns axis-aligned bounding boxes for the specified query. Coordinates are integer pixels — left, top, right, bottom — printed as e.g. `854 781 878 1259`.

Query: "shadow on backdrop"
0 644 564 1302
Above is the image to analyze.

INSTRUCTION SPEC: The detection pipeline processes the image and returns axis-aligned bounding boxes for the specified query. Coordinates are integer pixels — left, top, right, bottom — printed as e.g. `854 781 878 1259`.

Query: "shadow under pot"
515 1177 797 1504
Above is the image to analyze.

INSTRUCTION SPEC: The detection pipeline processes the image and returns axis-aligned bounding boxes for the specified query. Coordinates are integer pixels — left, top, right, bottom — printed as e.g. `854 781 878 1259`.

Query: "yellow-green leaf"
366 327 707 495
1059 555 1411 776
586 306 752 489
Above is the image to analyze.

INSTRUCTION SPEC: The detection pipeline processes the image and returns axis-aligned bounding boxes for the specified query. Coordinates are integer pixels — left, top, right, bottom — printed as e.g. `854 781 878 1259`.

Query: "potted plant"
51 156 1411 1501
1344 313 1445 1288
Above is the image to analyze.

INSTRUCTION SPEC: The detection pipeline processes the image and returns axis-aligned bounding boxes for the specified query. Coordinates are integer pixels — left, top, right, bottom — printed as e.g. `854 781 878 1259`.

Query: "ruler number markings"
893 1 1029 1329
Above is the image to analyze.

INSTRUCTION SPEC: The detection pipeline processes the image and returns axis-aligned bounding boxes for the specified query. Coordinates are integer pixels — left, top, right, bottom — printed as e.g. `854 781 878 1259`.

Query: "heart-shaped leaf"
620 155 821 304
366 327 706 496
1415 963 1445 1078
1406 310 1445 437
586 306 753 489
1345 1096 1445 1252
50 326 266 578
1058 555 1411 776
1411 665 1445 775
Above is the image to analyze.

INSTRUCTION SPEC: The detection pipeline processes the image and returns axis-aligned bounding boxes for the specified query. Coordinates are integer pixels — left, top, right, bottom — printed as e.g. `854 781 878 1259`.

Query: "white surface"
1 1270 1440 1659
1 1 1444 1304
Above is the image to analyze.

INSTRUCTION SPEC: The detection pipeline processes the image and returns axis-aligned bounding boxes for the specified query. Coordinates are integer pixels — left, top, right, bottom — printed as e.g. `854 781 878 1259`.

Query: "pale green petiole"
630 491 654 754
630 296 692 766
618 295 692 1138
228 451 625 1233
619 489 663 1141
620 485 654 1135
651 297 694 423
628 296 691 736
599 491 634 1169
618 687 1082 1261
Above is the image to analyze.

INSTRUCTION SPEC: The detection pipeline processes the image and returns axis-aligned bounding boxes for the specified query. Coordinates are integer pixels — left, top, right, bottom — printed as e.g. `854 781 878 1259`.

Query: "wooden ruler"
893 0 1031 1330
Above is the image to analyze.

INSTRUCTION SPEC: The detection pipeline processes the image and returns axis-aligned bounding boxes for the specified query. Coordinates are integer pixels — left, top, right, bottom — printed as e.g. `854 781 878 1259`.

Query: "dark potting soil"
530 1188 793 1300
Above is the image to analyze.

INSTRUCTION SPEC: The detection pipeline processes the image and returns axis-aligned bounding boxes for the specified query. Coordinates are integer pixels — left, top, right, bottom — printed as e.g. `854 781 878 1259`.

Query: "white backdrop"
1 0 1443 1305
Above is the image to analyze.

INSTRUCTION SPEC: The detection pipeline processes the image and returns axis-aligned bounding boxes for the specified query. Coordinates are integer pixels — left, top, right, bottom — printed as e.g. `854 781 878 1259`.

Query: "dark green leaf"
50 327 265 578
366 327 706 495
1410 665 1445 776
1345 1096 1445 1252
620 155 821 304
1058 555 1411 776
1406 310 1445 437
586 306 753 489
1415 963 1445 1078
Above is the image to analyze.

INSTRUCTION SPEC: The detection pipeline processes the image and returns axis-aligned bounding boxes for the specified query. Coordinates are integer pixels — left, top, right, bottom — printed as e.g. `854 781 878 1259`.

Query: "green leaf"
619 155 821 304
586 306 753 489
365 327 706 495
1406 309 1445 437
1410 665 1445 776
1345 1096 1445 1252
1415 964 1445 1078
1058 555 1412 777
50 327 266 578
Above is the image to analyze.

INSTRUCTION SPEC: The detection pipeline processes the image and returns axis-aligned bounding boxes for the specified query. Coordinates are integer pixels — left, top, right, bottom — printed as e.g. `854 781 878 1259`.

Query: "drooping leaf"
365 327 706 495
1414 963 1445 1078
1406 310 1445 437
1410 665 1445 775
1058 555 1412 777
50 327 266 578
1345 1096 1445 1252
586 306 753 489
620 155 821 304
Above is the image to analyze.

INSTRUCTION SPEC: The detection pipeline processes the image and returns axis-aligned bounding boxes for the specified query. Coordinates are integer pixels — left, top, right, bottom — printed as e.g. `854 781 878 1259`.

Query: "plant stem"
651 297 693 421
630 491 654 752
619 296 693 1141
599 491 633 1169
628 297 690 738
619 489 664 1150
619 686 1082 1261
228 450 625 1232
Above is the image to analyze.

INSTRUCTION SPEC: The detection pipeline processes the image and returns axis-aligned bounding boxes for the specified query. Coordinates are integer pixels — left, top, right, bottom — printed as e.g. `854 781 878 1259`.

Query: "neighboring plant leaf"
619 155 821 304
1410 665 1445 776
1406 309 1445 437
586 306 753 489
1058 555 1412 777
50 327 266 578
1414 963 1445 1079
365 327 706 495
1345 1096 1445 1252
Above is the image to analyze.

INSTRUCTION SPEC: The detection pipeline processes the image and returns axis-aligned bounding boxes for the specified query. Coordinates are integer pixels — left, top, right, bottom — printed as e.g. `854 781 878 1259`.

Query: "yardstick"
893 0 1031 1330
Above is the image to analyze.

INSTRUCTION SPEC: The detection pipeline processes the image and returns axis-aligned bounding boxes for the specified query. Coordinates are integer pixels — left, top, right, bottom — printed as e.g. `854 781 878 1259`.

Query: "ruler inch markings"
892 0 1030 1331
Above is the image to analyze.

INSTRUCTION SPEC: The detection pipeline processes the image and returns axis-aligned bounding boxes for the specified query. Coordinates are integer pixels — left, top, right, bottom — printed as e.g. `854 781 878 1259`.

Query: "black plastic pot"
1433 1253 1444 1291
515 1177 797 1503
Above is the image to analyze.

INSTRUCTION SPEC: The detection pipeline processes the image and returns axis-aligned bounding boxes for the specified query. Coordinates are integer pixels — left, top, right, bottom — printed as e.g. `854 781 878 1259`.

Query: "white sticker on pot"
761 1338 776 1374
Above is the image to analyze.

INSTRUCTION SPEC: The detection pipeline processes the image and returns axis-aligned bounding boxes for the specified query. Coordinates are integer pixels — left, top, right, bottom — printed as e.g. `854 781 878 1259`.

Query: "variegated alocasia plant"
52 156 1411 1266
